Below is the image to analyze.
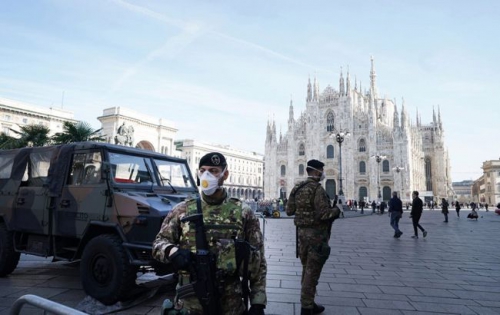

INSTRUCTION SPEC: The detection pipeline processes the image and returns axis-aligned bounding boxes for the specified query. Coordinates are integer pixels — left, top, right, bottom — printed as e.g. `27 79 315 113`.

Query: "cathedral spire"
306 76 312 102
401 98 407 130
438 105 442 130
370 56 378 99
393 103 400 127
313 75 318 101
346 66 351 95
433 106 437 126
289 97 294 124
339 67 345 96
354 76 357 91
416 108 420 127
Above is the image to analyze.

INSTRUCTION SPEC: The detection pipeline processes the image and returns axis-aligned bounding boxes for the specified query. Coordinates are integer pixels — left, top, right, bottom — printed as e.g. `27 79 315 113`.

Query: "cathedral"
264 58 452 204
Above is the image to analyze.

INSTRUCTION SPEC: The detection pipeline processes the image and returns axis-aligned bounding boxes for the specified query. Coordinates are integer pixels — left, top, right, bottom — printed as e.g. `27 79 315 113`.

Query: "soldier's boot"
312 303 325 314
300 308 313 315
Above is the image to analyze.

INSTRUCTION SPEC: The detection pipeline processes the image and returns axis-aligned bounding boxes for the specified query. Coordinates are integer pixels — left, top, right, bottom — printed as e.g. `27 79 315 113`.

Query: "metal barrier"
10 294 88 315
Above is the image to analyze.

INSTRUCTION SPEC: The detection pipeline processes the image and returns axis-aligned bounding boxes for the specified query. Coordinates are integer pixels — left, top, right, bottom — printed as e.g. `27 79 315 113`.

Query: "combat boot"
313 303 325 314
300 308 313 315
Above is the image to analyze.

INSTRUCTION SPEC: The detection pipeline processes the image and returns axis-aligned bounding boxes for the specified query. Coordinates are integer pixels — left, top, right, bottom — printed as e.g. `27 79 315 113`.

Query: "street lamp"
371 154 387 201
330 130 350 198
393 166 404 200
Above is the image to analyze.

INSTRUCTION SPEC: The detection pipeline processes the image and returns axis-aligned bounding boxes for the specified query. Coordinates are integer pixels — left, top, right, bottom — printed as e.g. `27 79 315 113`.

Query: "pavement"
2 208 500 314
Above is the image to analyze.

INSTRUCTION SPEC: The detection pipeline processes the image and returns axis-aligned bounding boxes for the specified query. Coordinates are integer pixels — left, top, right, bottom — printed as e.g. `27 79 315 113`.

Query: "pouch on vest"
216 238 237 275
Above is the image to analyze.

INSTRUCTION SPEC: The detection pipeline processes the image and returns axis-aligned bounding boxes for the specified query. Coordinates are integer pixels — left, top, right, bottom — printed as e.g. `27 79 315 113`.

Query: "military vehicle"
0 142 199 305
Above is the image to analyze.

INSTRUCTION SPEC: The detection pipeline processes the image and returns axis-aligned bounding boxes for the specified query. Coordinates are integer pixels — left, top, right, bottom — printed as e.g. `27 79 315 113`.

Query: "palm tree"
52 121 105 144
4 124 52 148
0 132 18 149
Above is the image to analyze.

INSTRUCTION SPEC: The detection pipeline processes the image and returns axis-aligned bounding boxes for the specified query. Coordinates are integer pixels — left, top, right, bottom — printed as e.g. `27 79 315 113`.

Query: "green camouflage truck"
0 142 199 305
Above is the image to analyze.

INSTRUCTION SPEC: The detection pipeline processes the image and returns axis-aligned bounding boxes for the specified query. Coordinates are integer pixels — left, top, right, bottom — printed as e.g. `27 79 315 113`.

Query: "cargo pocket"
317 243 331 265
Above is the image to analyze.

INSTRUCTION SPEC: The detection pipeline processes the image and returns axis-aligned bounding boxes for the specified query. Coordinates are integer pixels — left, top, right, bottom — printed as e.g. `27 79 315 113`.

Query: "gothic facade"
264 58 452 203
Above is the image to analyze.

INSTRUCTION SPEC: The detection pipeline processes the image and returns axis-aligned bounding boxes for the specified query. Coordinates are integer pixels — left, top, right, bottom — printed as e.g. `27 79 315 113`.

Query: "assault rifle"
179 198 222 315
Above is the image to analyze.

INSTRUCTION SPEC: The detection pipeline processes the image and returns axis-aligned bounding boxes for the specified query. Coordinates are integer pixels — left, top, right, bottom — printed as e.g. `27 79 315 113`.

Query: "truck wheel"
80 234 137 305
0 222 20 277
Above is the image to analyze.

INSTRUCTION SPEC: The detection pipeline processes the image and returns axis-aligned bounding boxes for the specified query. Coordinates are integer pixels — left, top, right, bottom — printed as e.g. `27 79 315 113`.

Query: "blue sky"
1 0 498 182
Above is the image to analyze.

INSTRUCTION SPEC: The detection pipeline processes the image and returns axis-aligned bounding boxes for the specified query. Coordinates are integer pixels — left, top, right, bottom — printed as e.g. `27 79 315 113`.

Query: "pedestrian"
467 208 479 220
485 203 489 212
354 200 358 211
286 159 341 315
410 191 427 239
152 152 267 315
379 200 387 215
371 200 376 214
359 200 365 214
441 198 449 222
388 192 403 238
455 201 461 217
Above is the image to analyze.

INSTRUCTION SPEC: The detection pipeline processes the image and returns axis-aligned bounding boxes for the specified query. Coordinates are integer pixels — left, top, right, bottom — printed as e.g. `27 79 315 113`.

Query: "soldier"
286 159 341 315
152 152 267 315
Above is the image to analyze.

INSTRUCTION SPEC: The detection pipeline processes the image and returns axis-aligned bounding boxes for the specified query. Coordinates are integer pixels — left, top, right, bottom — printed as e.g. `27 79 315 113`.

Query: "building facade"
176 139 264 200
97 107 178 156
0 97 77 136
472 159 500 206
264 58 452 203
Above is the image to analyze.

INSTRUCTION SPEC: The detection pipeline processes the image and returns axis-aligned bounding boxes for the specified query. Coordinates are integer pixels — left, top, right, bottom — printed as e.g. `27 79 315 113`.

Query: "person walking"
379 200 387 215
371 200 377 214
359 200 365 214
441 198 449 222
152 152 267 315
286 159 341 315
388 192 403 238
455 201 461 217
410 191 427 239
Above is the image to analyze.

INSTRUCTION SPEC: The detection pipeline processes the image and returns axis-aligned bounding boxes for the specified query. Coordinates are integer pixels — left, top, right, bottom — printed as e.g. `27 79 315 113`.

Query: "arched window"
382 160 390 172
299 164 304 176
425 157 432 191
358 139 366 152
359 161 366 174
326 145 334 159
280 165 286 176
358 187 368 201
298 143 305 156
326 112 334 132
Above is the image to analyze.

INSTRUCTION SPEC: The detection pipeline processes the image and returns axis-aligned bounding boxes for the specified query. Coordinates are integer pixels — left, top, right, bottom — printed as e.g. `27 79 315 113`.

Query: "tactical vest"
180 197 244 277
293 180 321 227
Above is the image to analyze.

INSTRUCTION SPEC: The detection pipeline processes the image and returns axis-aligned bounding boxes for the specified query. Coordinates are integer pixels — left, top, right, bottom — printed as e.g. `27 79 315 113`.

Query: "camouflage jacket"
152 189 267 310
286 178 340 229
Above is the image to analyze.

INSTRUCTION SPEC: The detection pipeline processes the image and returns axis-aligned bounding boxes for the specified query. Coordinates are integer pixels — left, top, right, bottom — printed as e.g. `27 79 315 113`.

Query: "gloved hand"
247 304 265 315
168 248 193 271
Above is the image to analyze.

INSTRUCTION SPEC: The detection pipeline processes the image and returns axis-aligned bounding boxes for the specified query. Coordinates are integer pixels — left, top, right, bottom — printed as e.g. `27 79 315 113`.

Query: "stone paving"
2 209 500 314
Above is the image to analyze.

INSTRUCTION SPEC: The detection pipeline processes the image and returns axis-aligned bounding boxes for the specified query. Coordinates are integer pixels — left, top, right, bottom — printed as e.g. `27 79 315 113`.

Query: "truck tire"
0 222 20 277
80 234 137 305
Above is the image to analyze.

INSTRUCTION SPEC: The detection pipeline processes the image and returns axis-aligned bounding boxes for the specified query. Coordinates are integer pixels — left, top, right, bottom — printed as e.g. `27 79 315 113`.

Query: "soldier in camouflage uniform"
153 152 267 315
286 159 341 315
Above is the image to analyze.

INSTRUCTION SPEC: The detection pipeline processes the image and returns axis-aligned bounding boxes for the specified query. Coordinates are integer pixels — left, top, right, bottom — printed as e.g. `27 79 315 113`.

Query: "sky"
1 0 499 182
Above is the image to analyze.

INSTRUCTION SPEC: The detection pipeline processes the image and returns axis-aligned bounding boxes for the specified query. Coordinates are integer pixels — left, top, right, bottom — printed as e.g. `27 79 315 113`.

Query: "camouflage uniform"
153 189 267 315
286 178 340 309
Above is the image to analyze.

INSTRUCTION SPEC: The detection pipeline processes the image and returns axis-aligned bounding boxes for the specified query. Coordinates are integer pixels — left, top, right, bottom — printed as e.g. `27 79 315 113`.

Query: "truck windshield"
108 152 193 189
154 158 193 189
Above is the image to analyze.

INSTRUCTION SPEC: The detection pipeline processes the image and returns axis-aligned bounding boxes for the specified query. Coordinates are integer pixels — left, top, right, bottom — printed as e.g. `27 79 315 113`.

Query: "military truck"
0 142 199 305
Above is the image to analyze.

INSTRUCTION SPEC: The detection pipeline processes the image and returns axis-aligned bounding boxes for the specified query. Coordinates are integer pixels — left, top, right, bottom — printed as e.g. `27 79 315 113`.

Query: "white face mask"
199 168 226 196
307 166 325 181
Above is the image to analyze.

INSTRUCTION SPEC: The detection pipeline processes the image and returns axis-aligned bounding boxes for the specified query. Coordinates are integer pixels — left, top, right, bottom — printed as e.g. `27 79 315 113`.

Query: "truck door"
13 150 52 235
54 150 107 238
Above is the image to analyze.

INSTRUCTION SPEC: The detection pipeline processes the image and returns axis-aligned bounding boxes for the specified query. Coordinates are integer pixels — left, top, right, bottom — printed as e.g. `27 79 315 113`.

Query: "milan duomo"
264 58 452 203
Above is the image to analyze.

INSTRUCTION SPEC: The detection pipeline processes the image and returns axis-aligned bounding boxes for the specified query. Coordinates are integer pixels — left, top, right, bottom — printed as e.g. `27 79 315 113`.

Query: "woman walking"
455 201 461 217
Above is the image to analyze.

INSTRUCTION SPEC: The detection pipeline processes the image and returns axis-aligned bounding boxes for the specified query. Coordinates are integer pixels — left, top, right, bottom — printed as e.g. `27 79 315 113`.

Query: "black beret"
307 159 324 169
199 152 227 168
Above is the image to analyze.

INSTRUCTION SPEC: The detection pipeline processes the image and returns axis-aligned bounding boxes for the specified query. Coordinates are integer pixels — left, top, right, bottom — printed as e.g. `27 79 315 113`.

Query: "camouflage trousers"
298 227 331 308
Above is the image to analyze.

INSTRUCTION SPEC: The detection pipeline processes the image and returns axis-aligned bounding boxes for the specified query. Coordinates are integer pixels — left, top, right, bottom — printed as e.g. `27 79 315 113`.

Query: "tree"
1 124 52 149
52 121 105 144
